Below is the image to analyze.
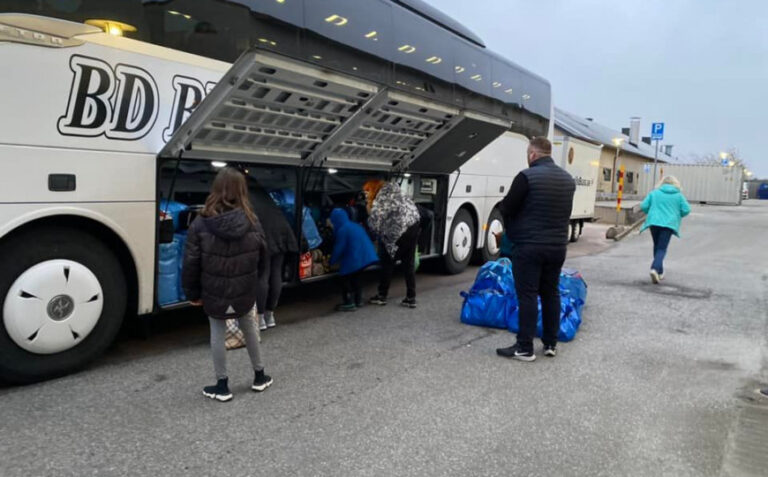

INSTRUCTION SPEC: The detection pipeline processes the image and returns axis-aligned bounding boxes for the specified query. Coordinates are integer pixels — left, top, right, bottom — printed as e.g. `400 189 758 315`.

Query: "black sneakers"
544 345 557 357
369 295 387 306
496 344 536 362
400 297 417 308
202 373 272 400
252 369 273 392
203 378 233 402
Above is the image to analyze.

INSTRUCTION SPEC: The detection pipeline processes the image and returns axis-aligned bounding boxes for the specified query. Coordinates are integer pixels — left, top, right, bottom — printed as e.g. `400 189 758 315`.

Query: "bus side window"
302 0 392 83
391 2 455 102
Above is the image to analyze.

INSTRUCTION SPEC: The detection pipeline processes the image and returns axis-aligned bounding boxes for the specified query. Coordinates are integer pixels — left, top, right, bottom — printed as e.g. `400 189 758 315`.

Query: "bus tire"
444 208 475 275
0 228 126 384
569 221 580 243
479 208 504 263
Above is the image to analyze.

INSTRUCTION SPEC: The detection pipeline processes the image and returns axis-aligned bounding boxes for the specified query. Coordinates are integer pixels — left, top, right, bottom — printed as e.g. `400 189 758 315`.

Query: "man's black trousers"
511 243 567 351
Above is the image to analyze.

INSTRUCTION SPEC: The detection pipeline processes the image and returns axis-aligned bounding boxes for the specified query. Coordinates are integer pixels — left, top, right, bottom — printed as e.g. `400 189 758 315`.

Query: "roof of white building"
554 108 669 163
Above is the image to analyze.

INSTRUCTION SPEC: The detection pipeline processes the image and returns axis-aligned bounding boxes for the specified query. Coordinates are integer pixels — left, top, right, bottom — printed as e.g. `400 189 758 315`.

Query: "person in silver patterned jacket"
364 180 421 308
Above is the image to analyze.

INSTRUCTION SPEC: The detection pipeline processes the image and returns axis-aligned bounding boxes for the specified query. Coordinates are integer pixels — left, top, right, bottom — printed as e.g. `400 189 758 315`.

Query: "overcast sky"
430 0 768 177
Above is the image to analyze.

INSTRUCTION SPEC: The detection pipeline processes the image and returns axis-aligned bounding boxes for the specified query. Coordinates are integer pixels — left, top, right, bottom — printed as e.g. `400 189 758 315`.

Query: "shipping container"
637 164 744 205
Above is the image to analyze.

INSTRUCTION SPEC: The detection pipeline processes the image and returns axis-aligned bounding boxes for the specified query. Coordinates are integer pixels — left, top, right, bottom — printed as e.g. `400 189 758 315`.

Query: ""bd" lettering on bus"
58 55 159 141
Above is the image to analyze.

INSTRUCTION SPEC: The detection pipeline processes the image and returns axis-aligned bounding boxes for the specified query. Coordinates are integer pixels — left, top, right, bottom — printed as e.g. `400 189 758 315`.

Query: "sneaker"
496 344 536 362
335 303 357 312
252 370 273 392
544 345 557 357
203 378 233 402
258 314 268 331
659 273 665 281
369 295 387 306
265 312 276 328
650 269 661 284
400 297 417 309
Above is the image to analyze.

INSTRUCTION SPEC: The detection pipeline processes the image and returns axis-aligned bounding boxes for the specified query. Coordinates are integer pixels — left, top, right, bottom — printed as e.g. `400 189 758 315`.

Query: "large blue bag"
460 291 515 329
175 232 187 301
269 189 323 249
460 259 587 342
506 285 583 342
470 258 516 295
560 268 587 315
158 239 180 305
459 259 517 329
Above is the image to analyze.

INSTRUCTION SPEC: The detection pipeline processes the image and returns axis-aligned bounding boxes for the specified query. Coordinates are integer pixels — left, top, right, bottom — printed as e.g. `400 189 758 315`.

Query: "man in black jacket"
496 137 575 362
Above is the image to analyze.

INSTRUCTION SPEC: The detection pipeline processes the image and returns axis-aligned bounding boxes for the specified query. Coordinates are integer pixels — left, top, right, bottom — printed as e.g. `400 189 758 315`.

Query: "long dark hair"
202 167 257 224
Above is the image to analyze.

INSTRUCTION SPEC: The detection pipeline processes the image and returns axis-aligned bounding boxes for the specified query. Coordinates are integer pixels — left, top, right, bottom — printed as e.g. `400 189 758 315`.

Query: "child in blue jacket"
330 208 379 311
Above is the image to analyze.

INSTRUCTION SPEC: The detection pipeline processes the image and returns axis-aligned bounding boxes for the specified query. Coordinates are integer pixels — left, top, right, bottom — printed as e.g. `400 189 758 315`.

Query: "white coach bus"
0 0 551 382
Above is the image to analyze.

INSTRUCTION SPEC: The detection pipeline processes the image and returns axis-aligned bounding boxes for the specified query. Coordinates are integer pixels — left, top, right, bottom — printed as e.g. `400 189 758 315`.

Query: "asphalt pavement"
1 202 766 477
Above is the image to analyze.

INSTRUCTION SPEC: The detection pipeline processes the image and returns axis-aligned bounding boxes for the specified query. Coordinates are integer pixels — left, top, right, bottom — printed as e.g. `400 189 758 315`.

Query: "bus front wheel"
0 228 126 384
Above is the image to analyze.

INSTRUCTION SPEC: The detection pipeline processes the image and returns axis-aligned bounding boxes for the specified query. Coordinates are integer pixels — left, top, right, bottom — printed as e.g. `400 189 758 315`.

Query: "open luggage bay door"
160 49 511 174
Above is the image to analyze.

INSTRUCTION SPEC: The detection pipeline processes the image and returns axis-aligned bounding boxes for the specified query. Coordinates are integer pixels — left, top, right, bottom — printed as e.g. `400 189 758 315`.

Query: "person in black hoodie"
183 167 272 402
248 179 299 331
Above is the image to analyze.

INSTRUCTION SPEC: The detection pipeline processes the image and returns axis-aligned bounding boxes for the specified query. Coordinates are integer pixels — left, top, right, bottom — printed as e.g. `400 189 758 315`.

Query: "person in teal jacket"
330 208 379 311
640 176 691 284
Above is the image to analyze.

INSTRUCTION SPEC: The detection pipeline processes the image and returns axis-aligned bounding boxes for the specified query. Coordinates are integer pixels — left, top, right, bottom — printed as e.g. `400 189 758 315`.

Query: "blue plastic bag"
558 301 582 342
158 239 180 305
560 268 587 315
175 232 187 301
470 258 515 295
302 207 323 249
460 291 515 329
269 188 323 250
506 290 582 342
460 258 517 329
460 259 587 342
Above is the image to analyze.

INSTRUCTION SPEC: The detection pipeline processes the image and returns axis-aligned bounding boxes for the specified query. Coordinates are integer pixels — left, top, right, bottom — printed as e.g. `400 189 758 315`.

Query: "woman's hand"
190 299 203 307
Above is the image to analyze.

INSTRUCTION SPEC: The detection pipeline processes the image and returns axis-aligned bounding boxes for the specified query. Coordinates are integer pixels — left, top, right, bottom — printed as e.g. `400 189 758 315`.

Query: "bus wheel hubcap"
3 260 103 354
487 219 504 255
452 222 472 262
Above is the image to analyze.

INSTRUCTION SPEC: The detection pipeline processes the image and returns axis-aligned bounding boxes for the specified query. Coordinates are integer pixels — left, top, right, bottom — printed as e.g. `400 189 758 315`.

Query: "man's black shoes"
496 344 536 362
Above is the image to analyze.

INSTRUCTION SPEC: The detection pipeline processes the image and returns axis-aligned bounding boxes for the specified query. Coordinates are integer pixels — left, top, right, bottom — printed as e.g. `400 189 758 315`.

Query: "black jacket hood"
202 209 252 240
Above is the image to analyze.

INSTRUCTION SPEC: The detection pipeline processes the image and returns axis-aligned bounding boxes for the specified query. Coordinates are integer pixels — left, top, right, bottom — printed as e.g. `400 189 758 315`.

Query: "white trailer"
553 136 602 242
637 164 745 205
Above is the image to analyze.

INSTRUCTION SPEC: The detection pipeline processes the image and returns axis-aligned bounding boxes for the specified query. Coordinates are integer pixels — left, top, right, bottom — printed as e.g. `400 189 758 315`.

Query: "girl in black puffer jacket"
182 167 272 402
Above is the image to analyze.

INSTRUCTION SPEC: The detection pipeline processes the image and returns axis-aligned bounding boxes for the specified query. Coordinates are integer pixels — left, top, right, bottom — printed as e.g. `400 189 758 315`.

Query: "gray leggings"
209 314 264 380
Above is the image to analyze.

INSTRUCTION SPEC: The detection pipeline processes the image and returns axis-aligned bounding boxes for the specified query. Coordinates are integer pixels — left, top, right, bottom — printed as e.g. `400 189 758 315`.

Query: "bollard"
615 165 625 226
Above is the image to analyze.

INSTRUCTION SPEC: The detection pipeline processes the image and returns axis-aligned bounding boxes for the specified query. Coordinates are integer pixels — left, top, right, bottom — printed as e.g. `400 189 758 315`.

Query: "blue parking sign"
651 123 664 140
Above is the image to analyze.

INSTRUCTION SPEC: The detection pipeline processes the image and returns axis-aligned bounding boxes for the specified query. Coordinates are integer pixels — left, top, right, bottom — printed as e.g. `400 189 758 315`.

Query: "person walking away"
248 178 299 330
496 137 576 362
639 176 691 284
364 180 421 308
329 208 379 311
183 167 273 402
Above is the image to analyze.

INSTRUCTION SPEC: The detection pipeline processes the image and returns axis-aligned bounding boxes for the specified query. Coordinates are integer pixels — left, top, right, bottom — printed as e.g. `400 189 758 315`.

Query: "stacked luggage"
157 200 191 305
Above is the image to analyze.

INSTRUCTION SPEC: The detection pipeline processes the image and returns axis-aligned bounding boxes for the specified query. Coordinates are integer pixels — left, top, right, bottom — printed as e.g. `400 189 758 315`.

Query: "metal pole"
611 145 621 192
653 139 659 184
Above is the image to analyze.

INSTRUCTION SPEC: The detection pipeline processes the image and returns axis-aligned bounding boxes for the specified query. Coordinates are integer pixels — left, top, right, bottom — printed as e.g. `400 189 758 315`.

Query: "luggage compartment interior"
156 159 444 307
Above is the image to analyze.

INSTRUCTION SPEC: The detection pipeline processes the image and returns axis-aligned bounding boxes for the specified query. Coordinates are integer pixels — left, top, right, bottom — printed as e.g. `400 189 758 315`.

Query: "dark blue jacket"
330 208 379 275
